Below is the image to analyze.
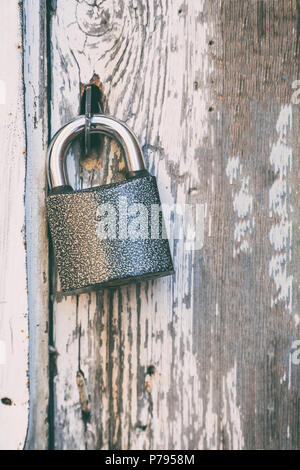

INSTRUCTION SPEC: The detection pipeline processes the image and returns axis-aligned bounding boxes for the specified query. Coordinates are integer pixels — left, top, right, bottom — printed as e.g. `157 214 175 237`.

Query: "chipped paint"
233 178 253 218
203 370 218 449
268 105 293 314
221 362 244 450
200 364 244 450
226 157 254 257
226 156 242 184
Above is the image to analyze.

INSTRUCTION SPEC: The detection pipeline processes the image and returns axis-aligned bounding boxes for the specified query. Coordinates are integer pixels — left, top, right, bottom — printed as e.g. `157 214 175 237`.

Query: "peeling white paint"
234 220 252 243
233 178 253 218
203 370 218 449
198 361 244 450
269 220 292 252
226 156 242 184
226 157 254 257
268 105 293 314
269 255 293 311
221 362 244 450
238 240 250 254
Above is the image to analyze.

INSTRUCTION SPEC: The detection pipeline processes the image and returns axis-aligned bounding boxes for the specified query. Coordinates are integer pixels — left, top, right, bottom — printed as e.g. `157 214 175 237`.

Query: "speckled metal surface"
47 175 174 295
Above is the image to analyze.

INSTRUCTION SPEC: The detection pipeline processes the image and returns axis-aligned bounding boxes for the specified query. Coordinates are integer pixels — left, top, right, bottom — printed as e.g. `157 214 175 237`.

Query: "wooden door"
2 0 300 450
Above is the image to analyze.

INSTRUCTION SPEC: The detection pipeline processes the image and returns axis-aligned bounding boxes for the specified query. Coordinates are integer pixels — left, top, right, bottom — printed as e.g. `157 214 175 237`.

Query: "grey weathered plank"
46 0 300 450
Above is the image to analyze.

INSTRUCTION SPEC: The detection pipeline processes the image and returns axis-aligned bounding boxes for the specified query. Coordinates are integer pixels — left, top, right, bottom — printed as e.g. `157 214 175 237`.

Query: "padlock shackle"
47 115 146 189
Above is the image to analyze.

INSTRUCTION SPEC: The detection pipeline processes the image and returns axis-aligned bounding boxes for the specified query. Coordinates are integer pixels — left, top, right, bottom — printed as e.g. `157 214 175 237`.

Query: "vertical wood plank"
0 0 28 450
23 0 50 450
215 0 300 449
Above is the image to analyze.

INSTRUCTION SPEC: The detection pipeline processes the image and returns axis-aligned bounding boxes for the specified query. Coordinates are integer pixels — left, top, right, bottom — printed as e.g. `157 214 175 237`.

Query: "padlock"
46 114 174 295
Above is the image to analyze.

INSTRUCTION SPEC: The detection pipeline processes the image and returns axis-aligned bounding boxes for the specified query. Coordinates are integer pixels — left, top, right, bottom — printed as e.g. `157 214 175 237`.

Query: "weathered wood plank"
23 0 50 450
215 0 300 449
0 0 28 450
48 0 300 450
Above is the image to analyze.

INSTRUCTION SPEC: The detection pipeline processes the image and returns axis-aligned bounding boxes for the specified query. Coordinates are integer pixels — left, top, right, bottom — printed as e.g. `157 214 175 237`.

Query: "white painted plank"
49 0 243 450
23 0 49 450
0 0 28 450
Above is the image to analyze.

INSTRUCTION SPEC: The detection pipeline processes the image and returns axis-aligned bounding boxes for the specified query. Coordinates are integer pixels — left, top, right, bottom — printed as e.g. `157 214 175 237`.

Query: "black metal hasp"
80 84 104 158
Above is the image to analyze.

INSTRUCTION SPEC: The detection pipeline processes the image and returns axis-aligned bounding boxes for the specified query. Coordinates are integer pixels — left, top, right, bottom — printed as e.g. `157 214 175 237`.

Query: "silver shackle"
47 114 146 189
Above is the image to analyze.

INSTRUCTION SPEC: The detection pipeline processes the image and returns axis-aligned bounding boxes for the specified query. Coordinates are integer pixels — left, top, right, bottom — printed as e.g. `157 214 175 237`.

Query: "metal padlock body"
46 115 174 295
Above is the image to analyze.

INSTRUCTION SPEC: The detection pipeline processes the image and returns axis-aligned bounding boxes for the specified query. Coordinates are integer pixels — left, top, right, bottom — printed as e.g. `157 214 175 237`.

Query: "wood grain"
45 0 300 449
23 0 50 450
0 0 28 450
